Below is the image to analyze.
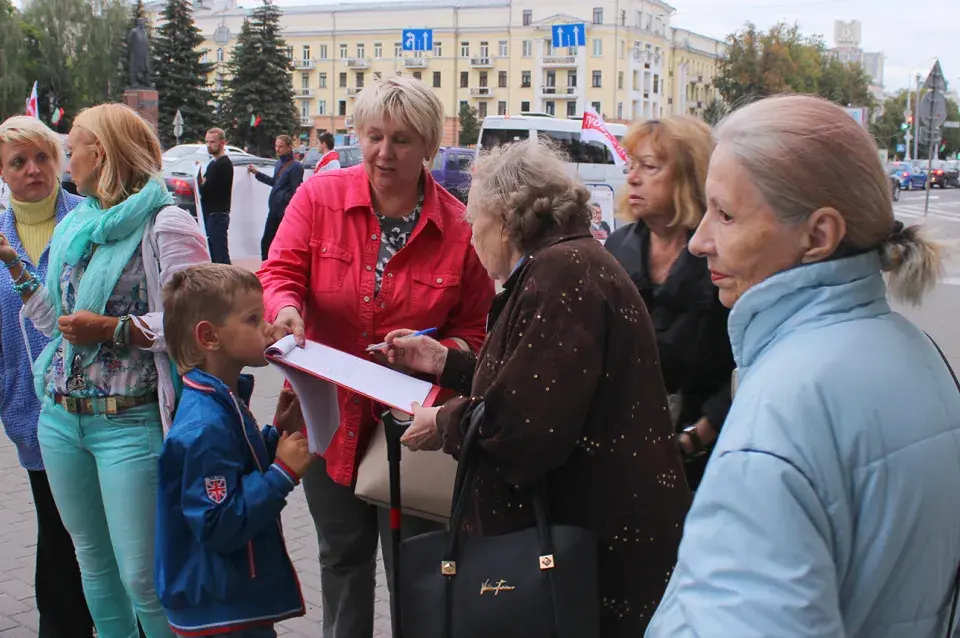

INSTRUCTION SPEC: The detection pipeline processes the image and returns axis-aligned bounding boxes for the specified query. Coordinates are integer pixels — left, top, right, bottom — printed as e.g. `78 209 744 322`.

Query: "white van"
477 114 629 193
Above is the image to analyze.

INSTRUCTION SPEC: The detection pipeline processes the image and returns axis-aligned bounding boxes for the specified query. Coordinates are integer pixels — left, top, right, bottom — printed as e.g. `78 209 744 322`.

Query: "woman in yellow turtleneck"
0 116 93 636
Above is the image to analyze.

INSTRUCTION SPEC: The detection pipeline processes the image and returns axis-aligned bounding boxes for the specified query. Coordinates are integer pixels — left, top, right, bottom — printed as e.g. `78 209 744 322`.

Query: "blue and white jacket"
155 368 305 635
0 188 80 470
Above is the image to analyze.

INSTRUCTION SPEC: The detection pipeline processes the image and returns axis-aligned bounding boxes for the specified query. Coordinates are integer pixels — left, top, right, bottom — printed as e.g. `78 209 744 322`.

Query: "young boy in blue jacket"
155 263 315 637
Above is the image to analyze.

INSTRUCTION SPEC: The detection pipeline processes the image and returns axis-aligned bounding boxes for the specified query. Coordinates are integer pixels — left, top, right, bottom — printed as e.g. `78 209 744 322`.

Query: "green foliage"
870 89 960 160
458 103 480 146
715 22 875 111
152 0 214 148
219 0 298 157
702 98 728 126
0 0 28 120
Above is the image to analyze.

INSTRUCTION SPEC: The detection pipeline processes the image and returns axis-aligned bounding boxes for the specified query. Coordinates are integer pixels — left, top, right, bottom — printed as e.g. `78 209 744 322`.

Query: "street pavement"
0 190 958 636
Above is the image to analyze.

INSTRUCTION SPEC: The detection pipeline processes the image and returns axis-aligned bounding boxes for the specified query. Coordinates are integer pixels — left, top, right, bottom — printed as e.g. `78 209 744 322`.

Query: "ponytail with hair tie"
879 220 944 306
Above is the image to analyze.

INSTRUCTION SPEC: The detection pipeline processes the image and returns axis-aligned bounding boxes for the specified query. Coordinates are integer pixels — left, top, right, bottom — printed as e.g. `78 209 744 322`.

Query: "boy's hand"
276 431 314 478
274 387 304 434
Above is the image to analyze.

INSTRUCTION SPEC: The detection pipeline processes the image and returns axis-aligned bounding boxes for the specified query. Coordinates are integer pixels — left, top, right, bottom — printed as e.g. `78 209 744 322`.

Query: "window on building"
301 102 310 118
617 102 623 119
284 46 293 59
592 39 602 56
460 41 470 57
566 101 577 117
619 40 625 58
544 41 553 56
339 72 347 88
413 71 422 81
498 71 507 88
216 48 224 62
522 9 532 26
301 73 309 89
521 70 531 87
201 50 209 64
499 40 508 57
546 71 556 87
498 100 507 115
459 100 468 113
522 40 532 57
591 101 601 113
340 43 347 59
319 72 327 88
434 42 442 57
653 74 659 93
319 45 328 59
460 71 469 88
567 70 577 87
618 71 623 89
318 100 327 115
545 101 555 116
302 45 311 60
480 41 489 59
479 71 488 88
592 70 602 88
356 72 364 88
478 102 488 118
433 71 442 87
338 100 347 116
395 42 403 57
521 100 530 112
593 7 603 24
357 43 365 58
374 42 382 58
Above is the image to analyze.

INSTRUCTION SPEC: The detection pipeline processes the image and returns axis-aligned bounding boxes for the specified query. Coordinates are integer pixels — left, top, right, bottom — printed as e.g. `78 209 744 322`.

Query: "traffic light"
907 114 914 125
901 122 908 130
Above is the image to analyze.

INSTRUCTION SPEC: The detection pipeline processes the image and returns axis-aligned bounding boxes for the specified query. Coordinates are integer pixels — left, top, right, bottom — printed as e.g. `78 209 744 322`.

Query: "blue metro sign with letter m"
402 29 433 52
552 23 586 48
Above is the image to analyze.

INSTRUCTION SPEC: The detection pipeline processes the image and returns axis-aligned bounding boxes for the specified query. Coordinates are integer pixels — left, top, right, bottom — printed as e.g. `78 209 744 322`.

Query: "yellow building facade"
669 27 726 119
157 0 724 147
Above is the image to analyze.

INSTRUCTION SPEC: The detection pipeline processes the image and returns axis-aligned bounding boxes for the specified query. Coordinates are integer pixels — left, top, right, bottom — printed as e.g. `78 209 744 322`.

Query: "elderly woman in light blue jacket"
647 94 960 638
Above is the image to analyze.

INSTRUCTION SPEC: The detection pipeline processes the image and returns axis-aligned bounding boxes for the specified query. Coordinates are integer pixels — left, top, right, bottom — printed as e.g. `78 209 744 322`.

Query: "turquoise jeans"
37 399 172 638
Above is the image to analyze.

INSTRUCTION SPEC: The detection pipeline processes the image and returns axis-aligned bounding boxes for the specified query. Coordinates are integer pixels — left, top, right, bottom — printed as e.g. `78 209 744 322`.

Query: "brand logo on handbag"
480 579 515 596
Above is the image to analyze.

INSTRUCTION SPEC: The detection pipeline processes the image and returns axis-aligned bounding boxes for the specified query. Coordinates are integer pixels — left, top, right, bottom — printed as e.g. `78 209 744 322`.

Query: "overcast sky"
267 0 958 93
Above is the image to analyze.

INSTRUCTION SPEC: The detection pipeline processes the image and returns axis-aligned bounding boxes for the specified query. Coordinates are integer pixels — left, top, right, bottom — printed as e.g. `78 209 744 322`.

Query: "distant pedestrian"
311 132 340 177
197 127 234 264
249 135 303 260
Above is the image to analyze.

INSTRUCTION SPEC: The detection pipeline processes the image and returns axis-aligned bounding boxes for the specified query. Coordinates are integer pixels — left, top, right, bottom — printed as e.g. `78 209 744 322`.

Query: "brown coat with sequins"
436 234 691 637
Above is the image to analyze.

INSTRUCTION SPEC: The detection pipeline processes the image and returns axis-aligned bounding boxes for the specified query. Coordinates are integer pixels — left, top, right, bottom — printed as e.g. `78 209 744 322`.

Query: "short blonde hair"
467 140 591 253
717 94 943 305
0 116 66 174
353 76 445 160
206 127 226 142
72 103 162 209
163 264 263 374
617 115 714 230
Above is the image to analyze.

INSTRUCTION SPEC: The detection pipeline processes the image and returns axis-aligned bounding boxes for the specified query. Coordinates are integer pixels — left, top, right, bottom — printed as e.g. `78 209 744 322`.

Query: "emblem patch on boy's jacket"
205 476 227 504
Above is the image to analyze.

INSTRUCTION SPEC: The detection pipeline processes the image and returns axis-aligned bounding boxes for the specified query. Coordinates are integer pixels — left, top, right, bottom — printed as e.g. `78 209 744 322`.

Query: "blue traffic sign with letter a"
552 23 586 48
402 29 433 52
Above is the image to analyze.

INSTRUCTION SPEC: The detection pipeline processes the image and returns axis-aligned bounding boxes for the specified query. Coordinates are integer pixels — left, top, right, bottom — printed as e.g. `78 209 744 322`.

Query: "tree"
869 90 959 160
219 0 298 156
458 103 480 146
152 0 214 147
702 98 728 126
0 0 27 120
714 22 873 111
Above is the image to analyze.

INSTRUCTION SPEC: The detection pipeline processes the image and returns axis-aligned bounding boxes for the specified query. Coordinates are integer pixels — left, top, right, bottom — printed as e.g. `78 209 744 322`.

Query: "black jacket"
197 155 233 214
606 222 734 482
254 153 303 219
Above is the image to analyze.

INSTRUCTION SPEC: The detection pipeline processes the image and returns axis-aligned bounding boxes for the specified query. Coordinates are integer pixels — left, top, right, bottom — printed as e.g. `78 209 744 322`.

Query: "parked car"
888 162 926 190
162 153 271 217
890 173 901 202
929 160 960 189
430 146 474 203
301 145 362 172
162 143 247 162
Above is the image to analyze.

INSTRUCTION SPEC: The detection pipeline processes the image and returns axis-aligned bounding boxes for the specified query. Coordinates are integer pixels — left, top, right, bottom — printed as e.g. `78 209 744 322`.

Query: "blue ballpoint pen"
365 327 438 352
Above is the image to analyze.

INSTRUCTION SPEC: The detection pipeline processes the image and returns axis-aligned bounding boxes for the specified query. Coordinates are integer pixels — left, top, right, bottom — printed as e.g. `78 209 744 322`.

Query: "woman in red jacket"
258 76 495 638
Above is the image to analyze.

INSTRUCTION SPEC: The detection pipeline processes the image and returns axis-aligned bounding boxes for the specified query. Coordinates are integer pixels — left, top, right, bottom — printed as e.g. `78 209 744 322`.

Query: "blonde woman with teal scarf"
0 104 209 638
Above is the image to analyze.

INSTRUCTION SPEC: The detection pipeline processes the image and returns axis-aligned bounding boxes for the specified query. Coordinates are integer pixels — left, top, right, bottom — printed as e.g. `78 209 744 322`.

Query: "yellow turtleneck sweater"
9 188 58 264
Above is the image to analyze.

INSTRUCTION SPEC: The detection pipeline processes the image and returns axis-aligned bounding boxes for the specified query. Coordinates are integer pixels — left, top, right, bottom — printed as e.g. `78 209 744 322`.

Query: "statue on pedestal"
127 18 153 89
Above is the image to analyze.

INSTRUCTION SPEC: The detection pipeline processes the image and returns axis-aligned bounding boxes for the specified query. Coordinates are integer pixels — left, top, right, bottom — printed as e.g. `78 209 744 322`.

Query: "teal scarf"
33 179 173 399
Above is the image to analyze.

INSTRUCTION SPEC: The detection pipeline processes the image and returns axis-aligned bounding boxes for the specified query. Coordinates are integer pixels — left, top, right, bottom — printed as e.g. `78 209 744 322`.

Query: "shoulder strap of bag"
925 334 960 638
275 159 296 183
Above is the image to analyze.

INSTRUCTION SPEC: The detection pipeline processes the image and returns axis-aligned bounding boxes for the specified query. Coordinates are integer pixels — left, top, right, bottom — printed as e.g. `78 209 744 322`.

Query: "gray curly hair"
466 139 592 253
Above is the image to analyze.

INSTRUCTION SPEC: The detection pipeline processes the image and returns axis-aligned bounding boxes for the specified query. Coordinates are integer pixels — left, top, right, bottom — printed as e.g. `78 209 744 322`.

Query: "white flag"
25 82 38 118
581 108 628 167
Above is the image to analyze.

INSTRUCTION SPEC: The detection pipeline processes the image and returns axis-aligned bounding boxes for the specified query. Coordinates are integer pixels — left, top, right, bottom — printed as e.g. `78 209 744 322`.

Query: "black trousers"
260 209 283 261
205 211 231 265
28 470 94 638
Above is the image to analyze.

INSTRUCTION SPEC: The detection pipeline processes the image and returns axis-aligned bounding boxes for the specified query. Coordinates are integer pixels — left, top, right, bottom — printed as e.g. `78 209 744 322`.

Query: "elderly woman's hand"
273 306 305 347
0 233 18 265
400 402 442 451
58 310 114 346
381 329 449 376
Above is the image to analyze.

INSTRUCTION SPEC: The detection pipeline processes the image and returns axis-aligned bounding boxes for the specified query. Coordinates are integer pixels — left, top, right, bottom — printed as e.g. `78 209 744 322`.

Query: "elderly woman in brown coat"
382 140 691 636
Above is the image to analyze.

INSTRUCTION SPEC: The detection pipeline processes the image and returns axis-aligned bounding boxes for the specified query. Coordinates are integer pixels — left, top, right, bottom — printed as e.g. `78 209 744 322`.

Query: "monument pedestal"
122 89 159 134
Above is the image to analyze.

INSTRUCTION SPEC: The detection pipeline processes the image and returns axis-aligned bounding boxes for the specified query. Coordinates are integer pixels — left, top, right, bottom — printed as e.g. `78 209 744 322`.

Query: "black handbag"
398 402 601 638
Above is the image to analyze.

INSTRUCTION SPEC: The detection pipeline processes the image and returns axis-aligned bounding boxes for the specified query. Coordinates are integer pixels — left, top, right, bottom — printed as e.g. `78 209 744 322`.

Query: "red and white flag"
24 82 38 118
581 108 627 168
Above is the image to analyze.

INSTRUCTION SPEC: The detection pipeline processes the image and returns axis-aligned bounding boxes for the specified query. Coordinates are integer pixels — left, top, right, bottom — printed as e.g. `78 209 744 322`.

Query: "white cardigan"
23 205 210 431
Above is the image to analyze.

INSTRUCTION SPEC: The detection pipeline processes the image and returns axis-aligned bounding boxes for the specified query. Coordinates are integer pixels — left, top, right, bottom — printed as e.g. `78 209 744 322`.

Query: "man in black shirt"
197 127 234 264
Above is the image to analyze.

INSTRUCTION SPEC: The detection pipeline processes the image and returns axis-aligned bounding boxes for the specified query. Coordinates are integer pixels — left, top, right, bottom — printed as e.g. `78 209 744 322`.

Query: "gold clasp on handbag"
441 561 456 576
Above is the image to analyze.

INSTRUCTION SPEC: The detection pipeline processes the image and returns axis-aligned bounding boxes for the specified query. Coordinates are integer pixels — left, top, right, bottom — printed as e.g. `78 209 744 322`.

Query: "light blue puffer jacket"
647 252 960 638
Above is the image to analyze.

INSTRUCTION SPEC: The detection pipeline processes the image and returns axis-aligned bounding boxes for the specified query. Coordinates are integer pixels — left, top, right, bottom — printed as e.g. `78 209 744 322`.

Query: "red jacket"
258 164 495 486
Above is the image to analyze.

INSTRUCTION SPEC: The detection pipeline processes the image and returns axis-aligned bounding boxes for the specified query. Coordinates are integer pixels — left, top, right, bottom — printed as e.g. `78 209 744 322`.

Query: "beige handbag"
354 419 458 523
